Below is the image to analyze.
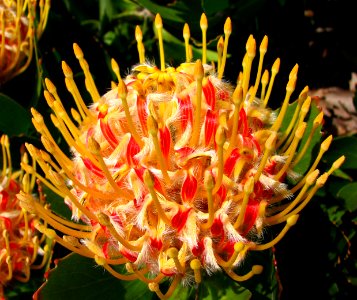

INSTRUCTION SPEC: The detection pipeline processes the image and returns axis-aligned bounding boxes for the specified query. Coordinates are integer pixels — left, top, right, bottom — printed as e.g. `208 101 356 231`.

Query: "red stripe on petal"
120 249 138 262
171 208 191 232
203 78 216 109
240 198 260 236
100 117 118 148
126 136 140 165
178 94 193 131
181 172 197 203
1 190 9 210
211 217 224 236
224 148 240 176
204 109 218 146
238 108 249 137
82 157 105 178
137 95 148 136
159 126 171 159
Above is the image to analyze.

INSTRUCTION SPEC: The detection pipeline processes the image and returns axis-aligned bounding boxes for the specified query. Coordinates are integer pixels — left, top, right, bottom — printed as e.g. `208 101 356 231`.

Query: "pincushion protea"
19 13 344 299
0 0 50 84
0 135 52 298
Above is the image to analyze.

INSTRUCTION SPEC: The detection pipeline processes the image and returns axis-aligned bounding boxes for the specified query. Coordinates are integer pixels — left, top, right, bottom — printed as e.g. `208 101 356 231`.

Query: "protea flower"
0 0 50 84
20 13 344 299
0 135 51 298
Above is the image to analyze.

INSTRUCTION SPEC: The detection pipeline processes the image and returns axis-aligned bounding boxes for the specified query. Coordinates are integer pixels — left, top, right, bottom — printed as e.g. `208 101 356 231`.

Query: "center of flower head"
25 12 345 300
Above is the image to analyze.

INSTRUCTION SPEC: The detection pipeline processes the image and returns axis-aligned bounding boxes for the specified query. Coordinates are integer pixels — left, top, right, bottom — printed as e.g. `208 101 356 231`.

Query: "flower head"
0 0 50 84
0 135 51 298
24 14 344 299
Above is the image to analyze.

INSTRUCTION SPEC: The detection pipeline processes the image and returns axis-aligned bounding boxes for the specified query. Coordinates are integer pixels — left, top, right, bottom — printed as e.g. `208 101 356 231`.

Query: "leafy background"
1 0 356 299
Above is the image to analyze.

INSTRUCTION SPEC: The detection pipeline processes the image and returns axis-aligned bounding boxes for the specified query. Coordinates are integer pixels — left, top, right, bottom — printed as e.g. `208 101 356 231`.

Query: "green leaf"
0 93 32 136
36 253 156 300
202 0 230 16
337 182 357 212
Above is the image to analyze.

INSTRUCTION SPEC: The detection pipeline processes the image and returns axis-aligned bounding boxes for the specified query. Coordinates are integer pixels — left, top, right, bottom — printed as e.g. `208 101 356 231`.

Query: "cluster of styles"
0 135 51 298
0 0 50 84
17 13 344 300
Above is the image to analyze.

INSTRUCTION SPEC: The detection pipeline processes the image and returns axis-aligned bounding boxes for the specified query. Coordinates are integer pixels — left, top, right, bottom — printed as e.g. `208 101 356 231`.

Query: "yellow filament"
249 35 268 103
263 58 280 107
135 26 145 64
215 242 245 268
143 170 171 226
201 171 214 230
190 59 204 147
183 23 190 63
200 13 208 64
260 69 269 101
73 43 100 102
227 85 243 152
217 36 224 73
102 263 139 281
155 14 165 71
5 256 13 281
218 17 232 79
254 132 277 182
242 35 256 99
31 245 50 270
224 265 263 281
147 115 170 183
267 170 319 221
118 80 144 147
234 177 255 230
254 215 299 250
167 247 184 273
212 126 225 194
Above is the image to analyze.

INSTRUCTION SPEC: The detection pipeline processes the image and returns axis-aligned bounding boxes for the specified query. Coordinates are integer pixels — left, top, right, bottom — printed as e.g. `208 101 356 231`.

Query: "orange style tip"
259 35 268 53
43 90 54 107
316 172 329 186
73 43 84 59
299 85 309 100
314 111 324 125
295 122 307 139
135 25 143 41
45 78 56 93
200 13 208 30
217 36 224 50
167 247 179 258
306 169 320 185
332 155 345 170
252 265 263 275
215 126 226 146
272 58 280 73
246 35 256 58
155 14 163 28
234 242 244 252
321 134 333 151
286 214 299 227
183 23 190 38
61 61 73 77
143 169 155 188
289 64 299 79
301 97 311 114
111 58 119 72
224 17 232 35
232 85 243 104
148 282 160 292
194 59 204 79
96 212 111 226
286 76 297 92
261 69 269 83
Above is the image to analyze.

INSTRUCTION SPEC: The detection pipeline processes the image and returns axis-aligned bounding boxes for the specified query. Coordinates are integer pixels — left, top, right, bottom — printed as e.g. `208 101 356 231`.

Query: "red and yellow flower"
0 0 50 84
20 13 344 299
1 135 51 298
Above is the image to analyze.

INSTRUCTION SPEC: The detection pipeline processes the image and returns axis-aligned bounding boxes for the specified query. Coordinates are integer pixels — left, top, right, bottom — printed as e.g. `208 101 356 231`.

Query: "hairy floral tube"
20 13 344 300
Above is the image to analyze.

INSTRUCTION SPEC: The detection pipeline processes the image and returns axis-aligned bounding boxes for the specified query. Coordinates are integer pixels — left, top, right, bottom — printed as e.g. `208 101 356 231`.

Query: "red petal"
217 186 227 205
204 109 218 146
238 108 249 137
150 238 163 250
1 190 9 210
120 249 138 262
202 78 216 109
192 239 205 257
0 216 12 231
181 172 197 203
